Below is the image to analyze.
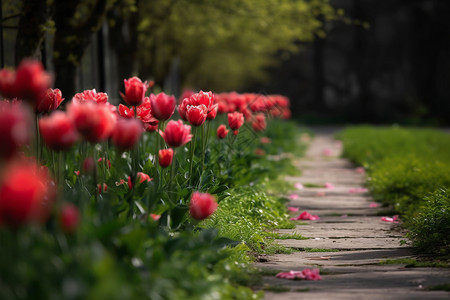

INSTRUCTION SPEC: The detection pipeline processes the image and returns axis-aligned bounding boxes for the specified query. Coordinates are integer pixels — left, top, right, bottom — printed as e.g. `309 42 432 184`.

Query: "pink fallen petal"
323 148 333 156
291 211 320 221
275 270 306 280
294 183 304 190
340 214 348 218
276 269 321 280
348 187 368 194
316 191 326 197
288 194 299 200
288 206 300 212
324 183 335 189
381 215 400 223
369 202 379 208
302 268 322 280
355 167 366 175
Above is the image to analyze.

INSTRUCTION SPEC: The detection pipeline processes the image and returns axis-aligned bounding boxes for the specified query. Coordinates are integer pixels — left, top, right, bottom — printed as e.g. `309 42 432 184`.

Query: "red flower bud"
0 69 16 99
161 120 192 148
111 118 142 151
36 88 64 113
122 77 147 106
216 124 229 139
189 192 218 220
82 157 96 174
39 111 78 151
186 104 207 127
251 113 266 132
158 148 174 168
68 102 116 143
128 172 152 189
206 104 218 120
0 101 30 158
0 160 54 227
13 59 52 104
150 92 176 120
97 183 108 194
59 203 80 234
228 112 244 130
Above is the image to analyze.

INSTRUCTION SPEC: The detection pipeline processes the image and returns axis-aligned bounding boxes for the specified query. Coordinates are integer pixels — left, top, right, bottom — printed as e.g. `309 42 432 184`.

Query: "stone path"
257 127 450 300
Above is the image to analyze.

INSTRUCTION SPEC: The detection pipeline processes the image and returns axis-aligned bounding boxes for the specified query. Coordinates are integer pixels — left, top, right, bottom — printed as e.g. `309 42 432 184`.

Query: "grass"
264 232 309 240
303 183 325 188
263 285 290 293
379 258 450 268
338 126 450 255
428 284 450 291
299 248 341 252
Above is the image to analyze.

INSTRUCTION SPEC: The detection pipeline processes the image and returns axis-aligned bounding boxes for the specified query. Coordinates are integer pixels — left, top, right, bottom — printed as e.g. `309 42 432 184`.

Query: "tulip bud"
161 120 192 148
228 112 244 130
150 92 176 121
186 104 207 127
158 148 174 168
216 124 229 139
0 69 16 99
39 111 78 151
14 59 52 104
0 101 30 159
189 192 218 220
59 203 80 234
0 160 54 227
122 77 147 106
111 118 143 151
36 88 64 113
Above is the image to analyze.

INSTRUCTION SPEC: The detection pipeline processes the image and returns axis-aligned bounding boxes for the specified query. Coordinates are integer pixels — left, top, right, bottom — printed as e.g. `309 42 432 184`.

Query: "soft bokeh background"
1 0 449 124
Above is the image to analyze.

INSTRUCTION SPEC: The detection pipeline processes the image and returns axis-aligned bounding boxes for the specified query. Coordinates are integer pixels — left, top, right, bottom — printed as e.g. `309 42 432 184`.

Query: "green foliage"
338 126 450 255
407 188 450 255
136 0 338 90
379 258 450 268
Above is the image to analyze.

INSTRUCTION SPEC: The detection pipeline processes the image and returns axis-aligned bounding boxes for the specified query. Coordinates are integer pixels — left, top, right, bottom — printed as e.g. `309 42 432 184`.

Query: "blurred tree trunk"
107 0 139 95
53 0 109 100
14 0 49 65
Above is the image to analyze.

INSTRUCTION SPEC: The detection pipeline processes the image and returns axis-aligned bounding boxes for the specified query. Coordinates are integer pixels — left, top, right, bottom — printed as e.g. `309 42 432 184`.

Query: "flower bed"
0 60 304 299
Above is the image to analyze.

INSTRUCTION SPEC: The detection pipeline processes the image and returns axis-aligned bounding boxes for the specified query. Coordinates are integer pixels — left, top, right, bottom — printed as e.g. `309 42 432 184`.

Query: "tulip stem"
200 124 206 186
189 127 197 186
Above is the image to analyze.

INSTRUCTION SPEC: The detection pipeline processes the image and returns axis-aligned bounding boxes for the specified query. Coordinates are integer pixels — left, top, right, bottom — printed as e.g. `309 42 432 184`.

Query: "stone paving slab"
259 127 450 300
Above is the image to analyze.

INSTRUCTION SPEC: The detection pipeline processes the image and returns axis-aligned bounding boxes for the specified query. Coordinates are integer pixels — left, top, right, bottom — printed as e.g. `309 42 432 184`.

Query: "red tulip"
59 203 80 234
206 104 218 120
150 92 176 121
111 118 142 151
118 97 159 126
161 120 192 148
0 160 54 227
143 122 158 132
13 59 52 104
36 88 64 113
68 102 116 143
0 69 16 99
177 98 189 121
128 172 152 189
251 113 266 132
216 124 229 139
39 111 78 151
97 183 108 194
190 91 214 111
0 101 30 158
121 76 147 106
186 104 207 127
189 192 218 220
158 148 174 168
72 89 108 105
82 157 96 174
228 112 244 130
